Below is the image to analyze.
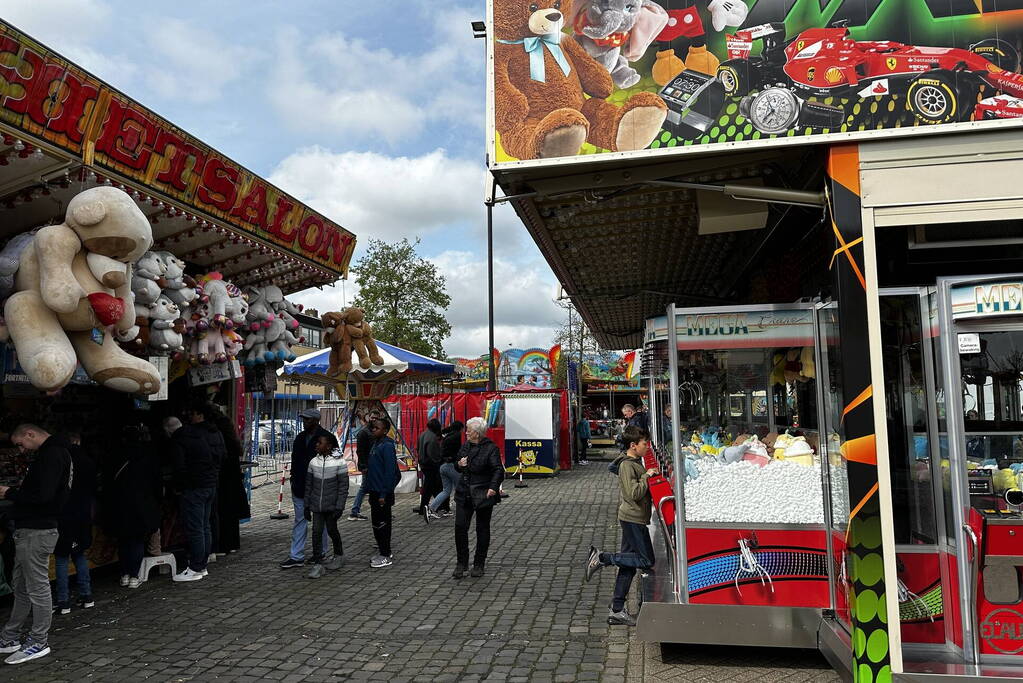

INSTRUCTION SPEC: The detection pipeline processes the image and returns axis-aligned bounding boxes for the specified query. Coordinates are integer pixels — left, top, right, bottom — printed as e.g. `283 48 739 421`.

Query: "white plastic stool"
137 554 177 583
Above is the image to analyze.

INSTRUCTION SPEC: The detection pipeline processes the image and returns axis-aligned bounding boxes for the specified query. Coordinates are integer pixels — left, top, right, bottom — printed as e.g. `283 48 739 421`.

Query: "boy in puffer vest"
304 433 349 579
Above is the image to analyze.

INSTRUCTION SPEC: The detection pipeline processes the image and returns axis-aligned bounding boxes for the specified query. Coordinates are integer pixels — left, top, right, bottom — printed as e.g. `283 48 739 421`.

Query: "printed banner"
504 438 557 474
0 21 355 274
951 280 1023 320
489 0 1023 166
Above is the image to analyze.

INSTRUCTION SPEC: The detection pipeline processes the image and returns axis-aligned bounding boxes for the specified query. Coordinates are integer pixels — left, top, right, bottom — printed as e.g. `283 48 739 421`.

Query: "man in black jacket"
165 409 219 583
452 417 505 580
0 424 72 665
280 408 332 569
347 410 379 522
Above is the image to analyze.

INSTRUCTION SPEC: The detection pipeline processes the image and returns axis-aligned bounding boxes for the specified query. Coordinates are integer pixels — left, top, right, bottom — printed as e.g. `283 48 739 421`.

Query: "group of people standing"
0 403 247 665
281 410 505 580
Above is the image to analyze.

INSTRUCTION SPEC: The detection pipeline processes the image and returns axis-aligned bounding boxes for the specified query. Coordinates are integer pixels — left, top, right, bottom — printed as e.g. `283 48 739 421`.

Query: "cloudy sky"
4 0 567 358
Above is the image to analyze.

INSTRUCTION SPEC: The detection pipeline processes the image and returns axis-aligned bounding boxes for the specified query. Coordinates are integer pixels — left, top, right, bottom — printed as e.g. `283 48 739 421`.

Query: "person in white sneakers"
0 424 72 665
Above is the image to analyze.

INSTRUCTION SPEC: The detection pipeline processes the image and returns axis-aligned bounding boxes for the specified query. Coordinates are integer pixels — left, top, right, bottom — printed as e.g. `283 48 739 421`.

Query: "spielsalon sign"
0 21 354 275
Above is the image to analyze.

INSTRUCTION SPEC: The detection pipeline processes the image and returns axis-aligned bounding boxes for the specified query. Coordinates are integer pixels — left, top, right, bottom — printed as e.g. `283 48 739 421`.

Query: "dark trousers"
181 487 216 571
311 511 343 561
118 537 145 578
603 520 654 612
455 499 494 568
419 466 442 512
368 493 393 557
575 435 585 463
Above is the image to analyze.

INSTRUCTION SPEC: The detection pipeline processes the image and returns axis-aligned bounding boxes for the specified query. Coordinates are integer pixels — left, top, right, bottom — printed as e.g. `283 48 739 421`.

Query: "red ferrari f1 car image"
717 21 1023 126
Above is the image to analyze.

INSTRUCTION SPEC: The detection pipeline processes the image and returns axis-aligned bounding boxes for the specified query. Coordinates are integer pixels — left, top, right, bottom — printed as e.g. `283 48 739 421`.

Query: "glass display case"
651 304 827 525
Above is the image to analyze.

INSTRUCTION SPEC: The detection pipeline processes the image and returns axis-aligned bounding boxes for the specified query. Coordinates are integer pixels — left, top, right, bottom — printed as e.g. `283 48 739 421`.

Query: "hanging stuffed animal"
783 349 803 384
131 251 166 316
0 187 161 394
148 295 184 354
196 273 233 329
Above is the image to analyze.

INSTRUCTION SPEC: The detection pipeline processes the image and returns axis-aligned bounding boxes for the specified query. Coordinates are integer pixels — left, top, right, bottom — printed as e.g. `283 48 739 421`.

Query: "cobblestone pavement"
0 452 840 682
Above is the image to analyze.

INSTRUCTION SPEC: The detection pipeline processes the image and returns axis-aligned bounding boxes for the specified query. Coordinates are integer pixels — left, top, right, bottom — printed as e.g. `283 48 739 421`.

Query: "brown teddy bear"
494 0 667 160
320 311 349 377
321 307 385 376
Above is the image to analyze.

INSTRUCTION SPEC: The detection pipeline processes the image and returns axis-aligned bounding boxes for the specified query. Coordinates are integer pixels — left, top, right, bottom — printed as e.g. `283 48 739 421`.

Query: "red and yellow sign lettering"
0 22 354 275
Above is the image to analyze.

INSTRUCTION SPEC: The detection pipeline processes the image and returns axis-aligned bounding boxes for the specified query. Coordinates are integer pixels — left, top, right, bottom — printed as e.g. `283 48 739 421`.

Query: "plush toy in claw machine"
0 187 161 394
493 0 667 160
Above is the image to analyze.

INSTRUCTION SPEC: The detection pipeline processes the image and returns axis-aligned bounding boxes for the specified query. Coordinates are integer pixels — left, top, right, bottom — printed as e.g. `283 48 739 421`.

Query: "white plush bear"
131 250 166 314
154 250 197 309
148 296 184 353
1 186 161 394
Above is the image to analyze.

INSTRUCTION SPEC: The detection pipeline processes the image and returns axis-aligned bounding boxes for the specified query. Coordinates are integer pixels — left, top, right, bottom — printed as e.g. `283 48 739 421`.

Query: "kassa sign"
0 22 354 275
488 0 1023 166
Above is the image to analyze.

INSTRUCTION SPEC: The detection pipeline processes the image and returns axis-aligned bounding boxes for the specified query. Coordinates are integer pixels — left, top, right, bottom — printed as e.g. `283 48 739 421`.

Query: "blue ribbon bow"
498 32 572 83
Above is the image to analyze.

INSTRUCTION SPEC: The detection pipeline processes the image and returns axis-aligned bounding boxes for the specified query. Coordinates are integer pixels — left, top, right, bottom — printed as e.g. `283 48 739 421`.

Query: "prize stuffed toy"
0 187 161 394
568 0 668 89
321 307 385 376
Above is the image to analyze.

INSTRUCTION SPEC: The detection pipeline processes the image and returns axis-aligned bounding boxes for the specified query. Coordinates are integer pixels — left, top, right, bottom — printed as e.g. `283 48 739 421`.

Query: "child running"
584 426 658 626
304 433 349 579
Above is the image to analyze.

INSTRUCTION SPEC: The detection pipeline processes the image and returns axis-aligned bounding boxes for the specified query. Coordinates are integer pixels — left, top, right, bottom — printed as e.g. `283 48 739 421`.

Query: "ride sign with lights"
0 21 355 275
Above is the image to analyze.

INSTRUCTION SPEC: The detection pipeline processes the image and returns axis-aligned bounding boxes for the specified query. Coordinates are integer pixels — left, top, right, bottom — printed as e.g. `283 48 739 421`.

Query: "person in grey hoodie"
304 433 349 579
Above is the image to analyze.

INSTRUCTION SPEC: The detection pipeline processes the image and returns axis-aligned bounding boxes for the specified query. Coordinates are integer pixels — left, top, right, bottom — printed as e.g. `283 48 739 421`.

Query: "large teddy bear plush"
1 186 161 394
494 0 666 160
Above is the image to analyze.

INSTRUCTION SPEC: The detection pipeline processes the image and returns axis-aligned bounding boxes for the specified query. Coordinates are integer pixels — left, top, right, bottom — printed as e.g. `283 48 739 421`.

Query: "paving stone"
0 453 839 682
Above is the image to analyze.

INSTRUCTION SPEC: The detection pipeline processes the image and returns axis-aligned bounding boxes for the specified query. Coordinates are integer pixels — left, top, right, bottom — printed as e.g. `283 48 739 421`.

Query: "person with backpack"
365 417 399 568
417 420 443 523
584 426 658 626
304 433 349 578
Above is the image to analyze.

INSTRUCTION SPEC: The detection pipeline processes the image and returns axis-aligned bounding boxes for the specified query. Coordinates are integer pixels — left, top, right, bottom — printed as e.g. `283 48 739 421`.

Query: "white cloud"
290 250 563 358
268 146 484 242
265 13 483 145
144 19 257 103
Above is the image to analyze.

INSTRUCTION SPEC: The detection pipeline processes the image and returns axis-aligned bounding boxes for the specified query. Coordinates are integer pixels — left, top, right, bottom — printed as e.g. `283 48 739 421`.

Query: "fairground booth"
0 20 354 572
486 0 1023 679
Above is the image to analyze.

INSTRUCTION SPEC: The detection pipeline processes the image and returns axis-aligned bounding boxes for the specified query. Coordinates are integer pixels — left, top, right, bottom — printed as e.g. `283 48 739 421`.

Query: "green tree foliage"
351 238 452 358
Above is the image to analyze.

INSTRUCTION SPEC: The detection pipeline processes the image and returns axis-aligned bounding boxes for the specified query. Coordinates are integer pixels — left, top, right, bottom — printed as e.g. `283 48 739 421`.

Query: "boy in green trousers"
584 426 659 626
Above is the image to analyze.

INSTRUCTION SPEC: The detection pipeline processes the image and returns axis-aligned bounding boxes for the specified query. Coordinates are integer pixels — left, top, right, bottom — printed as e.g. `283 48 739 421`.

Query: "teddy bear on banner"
321 307 384 377
0 186 161 394
494 0 667 160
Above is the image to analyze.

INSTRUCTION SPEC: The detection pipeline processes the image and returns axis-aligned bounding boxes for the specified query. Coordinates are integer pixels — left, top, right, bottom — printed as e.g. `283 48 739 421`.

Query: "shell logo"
825 67 843 83
987 62 1004 73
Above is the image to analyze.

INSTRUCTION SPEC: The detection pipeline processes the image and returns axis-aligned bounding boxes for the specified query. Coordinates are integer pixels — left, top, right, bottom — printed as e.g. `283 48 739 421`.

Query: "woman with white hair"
452 417 504 579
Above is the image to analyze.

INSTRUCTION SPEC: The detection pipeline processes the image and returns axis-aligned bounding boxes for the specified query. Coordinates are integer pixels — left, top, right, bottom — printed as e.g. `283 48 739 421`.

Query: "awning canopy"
280 341 455 386
497 147 827 349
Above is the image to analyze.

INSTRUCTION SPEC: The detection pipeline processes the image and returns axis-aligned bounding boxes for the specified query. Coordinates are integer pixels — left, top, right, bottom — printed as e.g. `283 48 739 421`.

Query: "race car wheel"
907 73 959 124
717 60 750 97
970 38 1021 73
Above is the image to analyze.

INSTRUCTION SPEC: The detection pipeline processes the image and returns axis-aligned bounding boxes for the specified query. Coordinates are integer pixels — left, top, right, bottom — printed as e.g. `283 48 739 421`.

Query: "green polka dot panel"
858 663 874 683
856 589 878 622
854 627 867 657
867 630 888 664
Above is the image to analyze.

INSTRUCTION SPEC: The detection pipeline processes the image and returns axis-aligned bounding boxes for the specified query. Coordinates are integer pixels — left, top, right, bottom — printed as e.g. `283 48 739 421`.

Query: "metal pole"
577 311 584 447
666 303 688 602
487 200 496 392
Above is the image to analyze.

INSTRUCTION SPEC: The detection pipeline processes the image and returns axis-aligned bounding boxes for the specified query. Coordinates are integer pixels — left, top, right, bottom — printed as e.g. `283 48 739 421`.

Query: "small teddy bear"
148 296 184 354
